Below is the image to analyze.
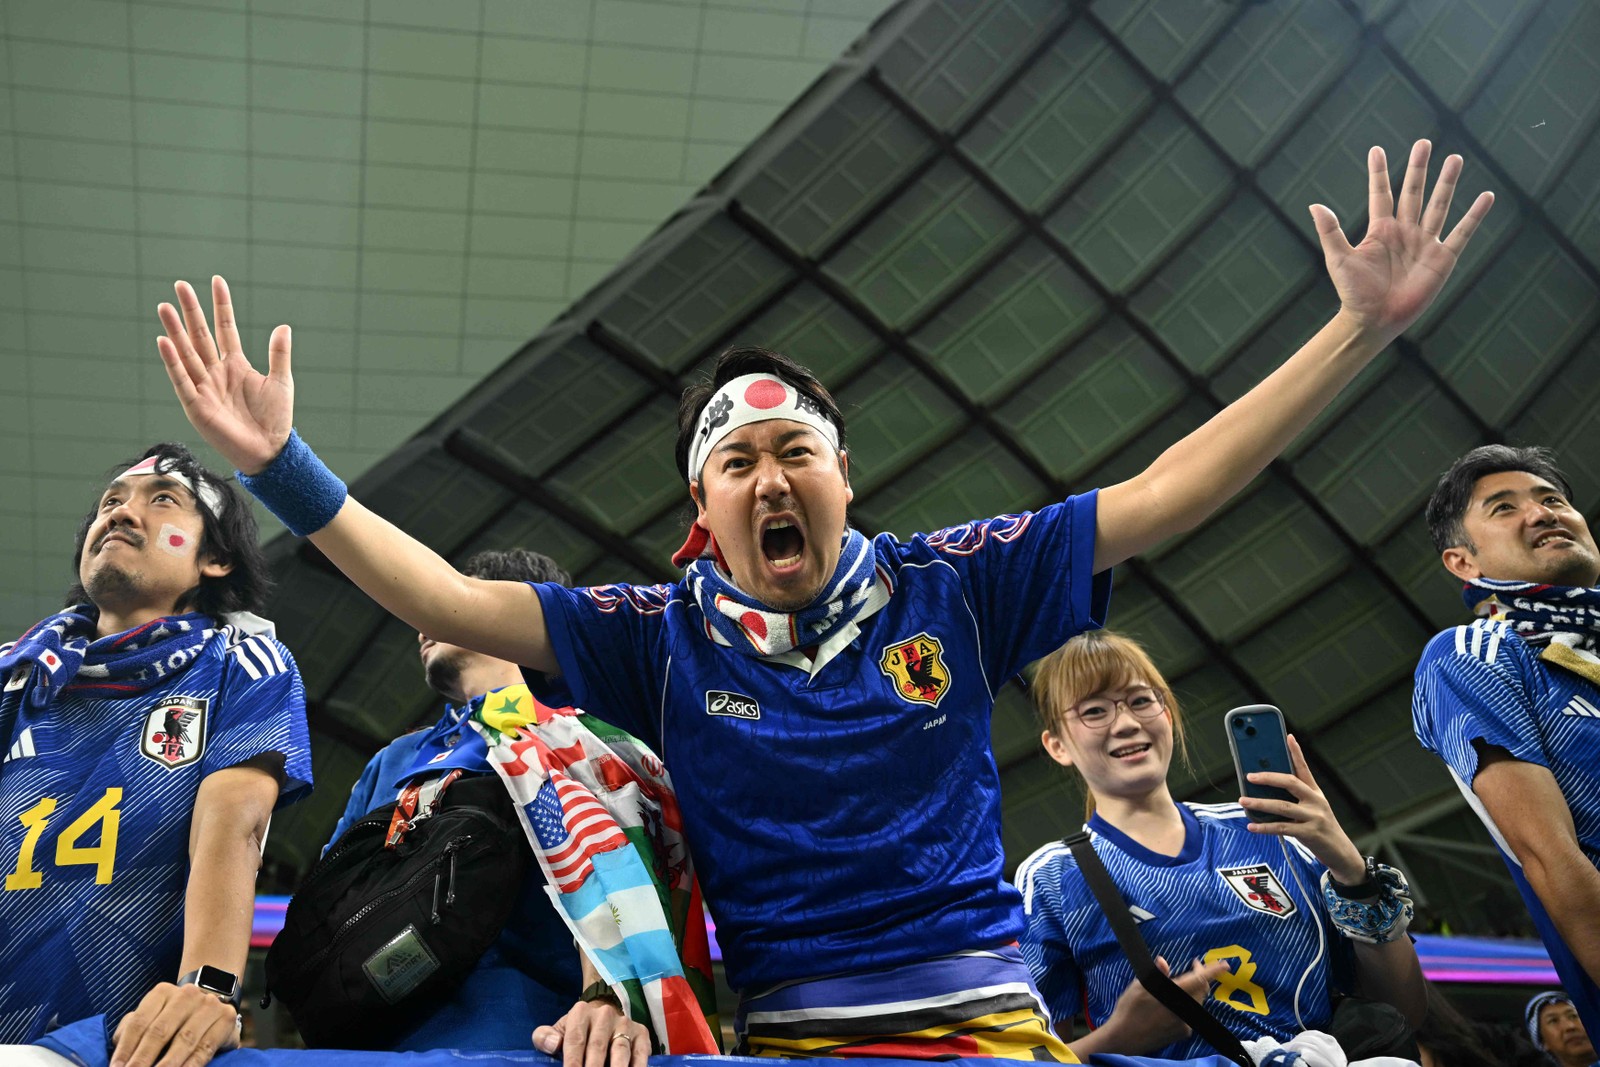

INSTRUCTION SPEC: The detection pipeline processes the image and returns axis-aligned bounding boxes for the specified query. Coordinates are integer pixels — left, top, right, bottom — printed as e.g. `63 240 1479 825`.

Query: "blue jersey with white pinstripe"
0 623 311 1041
1017 802 1353 1058
1413 618 1600 1038
531 494 1109 992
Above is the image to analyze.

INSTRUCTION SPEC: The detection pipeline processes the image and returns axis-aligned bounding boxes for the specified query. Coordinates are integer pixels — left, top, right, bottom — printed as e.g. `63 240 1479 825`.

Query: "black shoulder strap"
1063 830 1254 1067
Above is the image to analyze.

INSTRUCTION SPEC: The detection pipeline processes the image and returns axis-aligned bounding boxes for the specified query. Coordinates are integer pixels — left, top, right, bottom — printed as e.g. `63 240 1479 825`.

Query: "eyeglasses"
1067 689 1165 730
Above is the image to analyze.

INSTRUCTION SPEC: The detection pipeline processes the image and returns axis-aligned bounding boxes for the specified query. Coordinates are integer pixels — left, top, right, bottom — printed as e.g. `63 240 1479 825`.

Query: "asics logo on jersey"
139 695 208 769
1562 694 1600 718
1217 864 1298 920
706 690 761 720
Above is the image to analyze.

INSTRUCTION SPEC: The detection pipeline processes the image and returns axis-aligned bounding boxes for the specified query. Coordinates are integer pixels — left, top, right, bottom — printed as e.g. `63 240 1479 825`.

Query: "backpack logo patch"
140 695 208 769
1218 864 1298 920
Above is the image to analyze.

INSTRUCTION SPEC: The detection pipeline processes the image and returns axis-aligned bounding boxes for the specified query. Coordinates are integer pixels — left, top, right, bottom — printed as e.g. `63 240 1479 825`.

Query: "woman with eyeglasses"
1015 630 1425 1060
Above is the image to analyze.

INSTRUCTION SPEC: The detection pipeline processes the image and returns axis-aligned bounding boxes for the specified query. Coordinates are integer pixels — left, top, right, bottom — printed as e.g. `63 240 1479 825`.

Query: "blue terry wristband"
236 429 347 537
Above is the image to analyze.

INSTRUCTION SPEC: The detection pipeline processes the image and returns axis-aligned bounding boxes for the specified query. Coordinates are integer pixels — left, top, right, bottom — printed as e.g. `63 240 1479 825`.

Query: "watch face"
195 965 238 995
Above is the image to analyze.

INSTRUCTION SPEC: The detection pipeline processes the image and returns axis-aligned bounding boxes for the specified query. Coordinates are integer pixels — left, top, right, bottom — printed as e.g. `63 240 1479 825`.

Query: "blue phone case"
1224 704 1297 823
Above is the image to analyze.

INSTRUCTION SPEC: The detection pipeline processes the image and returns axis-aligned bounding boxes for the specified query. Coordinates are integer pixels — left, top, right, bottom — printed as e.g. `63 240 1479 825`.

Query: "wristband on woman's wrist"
236 429 347 537
1320 859 1414 944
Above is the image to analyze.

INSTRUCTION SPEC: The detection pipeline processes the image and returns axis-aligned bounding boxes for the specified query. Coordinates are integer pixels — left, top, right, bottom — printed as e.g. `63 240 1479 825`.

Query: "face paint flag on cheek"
156 524 192 556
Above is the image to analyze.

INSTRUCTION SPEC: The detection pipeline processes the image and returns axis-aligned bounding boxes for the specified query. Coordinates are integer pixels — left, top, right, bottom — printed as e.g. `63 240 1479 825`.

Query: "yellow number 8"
1203 944 1270 1015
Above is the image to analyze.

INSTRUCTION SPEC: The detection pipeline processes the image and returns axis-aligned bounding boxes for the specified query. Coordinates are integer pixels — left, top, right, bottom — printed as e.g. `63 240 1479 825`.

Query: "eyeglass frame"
1065 687 1167 731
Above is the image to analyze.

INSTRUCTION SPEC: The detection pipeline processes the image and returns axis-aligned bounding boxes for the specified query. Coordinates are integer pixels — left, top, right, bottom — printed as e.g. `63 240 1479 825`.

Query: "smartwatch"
178 965 242 1008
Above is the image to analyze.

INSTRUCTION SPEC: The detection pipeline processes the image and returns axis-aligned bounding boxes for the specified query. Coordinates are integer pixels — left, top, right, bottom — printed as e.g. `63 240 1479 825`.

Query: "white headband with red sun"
121 455 225 520
685 374 840 483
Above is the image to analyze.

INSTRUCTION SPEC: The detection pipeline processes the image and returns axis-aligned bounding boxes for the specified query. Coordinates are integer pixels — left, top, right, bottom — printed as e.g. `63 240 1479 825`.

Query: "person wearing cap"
0 442 312 1067
1527 992 1598 1067
154 139 1489 1063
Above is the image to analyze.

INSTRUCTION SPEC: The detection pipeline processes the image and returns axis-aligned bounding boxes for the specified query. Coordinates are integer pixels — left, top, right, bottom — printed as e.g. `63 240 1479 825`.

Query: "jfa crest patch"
879 632 949 707
140 695 208 769
1218 863 1298 920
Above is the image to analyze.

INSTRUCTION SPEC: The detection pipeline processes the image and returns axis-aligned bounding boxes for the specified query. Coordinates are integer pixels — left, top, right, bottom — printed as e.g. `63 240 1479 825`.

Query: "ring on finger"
611 1033 633 1045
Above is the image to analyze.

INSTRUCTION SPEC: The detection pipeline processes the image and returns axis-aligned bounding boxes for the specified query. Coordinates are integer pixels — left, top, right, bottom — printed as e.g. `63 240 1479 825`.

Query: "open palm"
156 276 293 475
1312 141 1493 342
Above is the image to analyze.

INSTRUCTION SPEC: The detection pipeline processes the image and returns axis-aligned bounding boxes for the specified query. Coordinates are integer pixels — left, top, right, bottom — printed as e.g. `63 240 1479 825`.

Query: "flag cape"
472 684 720 1053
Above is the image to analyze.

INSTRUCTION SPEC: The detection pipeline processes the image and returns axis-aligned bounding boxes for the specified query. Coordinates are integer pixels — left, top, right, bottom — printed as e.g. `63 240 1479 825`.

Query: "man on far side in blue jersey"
157 140 1490 1064
0 443 312 1067
1413 445 1600 1040
323 547 646 1057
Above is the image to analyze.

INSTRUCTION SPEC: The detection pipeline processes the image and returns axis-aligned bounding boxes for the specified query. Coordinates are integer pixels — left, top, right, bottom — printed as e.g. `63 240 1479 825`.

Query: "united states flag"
527 771 629 891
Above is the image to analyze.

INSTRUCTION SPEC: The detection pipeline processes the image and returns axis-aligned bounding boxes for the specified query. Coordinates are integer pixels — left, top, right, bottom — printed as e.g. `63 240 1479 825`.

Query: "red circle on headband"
744 379 786 410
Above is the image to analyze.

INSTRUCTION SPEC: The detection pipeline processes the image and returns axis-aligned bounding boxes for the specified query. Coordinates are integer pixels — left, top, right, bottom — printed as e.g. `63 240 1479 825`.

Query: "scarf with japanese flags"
1464 577 1600 686
471 684 720 1054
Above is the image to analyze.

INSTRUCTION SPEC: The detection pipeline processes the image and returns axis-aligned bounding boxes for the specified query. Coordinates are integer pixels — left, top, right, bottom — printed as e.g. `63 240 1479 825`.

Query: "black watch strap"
1328 855 1381 899
178 965 241 1008
580 979 621 1008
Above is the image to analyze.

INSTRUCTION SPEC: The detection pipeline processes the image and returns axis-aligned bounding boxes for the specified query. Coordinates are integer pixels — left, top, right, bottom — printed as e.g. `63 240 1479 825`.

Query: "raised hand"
157 276 293 475
1312 140 1494 343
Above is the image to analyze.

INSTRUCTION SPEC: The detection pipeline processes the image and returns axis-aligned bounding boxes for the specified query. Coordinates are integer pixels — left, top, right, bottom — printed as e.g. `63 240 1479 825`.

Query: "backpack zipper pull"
445 846 459 908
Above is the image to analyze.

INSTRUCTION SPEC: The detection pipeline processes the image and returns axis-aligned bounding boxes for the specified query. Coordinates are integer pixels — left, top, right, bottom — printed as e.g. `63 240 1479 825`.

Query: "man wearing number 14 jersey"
0 442 311 1067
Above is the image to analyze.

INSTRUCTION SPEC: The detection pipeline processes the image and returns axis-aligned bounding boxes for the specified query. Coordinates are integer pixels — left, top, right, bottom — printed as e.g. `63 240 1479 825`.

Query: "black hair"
460 547 570 587
67 442 270 618
1413 984 1505 1067
673 346 846 487
1425 444 1575 553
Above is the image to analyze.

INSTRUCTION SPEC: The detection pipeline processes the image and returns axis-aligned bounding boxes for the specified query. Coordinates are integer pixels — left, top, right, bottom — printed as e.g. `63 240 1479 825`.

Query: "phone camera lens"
1245 725 1257 737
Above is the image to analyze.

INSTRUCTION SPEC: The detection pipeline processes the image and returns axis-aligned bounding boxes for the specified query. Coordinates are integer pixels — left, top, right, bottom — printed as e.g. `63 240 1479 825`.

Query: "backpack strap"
1063 830 1254 1067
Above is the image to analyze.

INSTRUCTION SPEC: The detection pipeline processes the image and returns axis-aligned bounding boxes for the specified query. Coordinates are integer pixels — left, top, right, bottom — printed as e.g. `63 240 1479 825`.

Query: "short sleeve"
531 581 670 746
1413 627 1545 788
1018 854 1085 1027
920 492 1111 680
208 634 313 807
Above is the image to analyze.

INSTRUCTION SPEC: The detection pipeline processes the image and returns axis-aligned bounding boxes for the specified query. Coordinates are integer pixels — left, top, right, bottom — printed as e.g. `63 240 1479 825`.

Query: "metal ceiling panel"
184 0 1600 952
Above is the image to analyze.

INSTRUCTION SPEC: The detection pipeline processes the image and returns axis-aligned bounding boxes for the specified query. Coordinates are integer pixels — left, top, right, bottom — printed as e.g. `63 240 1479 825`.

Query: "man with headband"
1527 992 1598 1067
155 140 1490 1063
0 443 312 1067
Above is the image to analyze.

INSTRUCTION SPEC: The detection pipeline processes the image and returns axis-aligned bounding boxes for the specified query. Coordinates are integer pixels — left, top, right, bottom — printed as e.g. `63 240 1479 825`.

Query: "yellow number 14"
5 788 122 890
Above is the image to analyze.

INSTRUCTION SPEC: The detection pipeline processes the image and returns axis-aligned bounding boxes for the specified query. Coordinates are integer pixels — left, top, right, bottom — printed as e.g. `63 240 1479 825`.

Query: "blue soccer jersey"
531 494 1109 992
1017 802 1353 1059
0 624 311 1041
1413 618 1600 1038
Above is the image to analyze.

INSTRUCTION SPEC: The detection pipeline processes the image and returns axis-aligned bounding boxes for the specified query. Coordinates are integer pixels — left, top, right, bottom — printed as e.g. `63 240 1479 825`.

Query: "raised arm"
156 277 558 672
1094 140 1493 572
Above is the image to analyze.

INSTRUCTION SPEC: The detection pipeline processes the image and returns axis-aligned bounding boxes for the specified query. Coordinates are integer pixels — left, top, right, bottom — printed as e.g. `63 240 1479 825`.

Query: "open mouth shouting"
760 516 807 571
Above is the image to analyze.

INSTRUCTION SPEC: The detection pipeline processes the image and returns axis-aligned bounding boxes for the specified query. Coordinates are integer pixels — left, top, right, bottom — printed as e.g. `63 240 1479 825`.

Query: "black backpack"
264 773 532 1049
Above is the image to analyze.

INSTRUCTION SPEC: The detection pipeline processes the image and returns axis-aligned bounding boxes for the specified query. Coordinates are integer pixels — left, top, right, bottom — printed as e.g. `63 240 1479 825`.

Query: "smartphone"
1224 704 1297 823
